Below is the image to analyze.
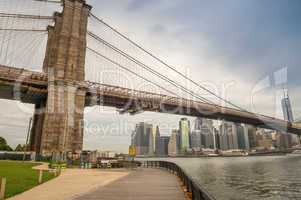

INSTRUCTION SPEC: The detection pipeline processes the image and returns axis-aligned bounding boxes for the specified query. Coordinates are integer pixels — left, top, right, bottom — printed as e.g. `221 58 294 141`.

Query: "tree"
0 137 6 145
0 137 13 151
15 144 27 152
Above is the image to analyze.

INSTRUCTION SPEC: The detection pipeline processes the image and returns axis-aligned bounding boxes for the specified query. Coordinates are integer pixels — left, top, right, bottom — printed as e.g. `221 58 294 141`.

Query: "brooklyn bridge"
0 0 300 158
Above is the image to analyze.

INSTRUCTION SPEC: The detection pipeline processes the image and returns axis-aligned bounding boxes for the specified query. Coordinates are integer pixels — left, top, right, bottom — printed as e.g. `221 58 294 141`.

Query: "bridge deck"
1 64 300 134
75 168 186 200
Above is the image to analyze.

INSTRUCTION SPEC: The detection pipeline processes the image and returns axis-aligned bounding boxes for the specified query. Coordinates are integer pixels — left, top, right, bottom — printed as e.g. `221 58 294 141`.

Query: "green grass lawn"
0 161 55 199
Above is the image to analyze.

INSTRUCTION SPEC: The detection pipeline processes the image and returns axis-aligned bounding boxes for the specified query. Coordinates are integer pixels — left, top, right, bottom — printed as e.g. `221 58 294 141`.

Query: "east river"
141 156 301 200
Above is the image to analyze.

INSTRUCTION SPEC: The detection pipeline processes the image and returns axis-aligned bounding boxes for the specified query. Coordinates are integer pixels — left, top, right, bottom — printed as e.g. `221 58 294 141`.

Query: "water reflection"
143 156 301 200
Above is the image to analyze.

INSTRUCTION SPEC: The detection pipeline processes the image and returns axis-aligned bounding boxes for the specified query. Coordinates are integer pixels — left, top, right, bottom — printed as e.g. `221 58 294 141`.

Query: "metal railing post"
143 161 215 200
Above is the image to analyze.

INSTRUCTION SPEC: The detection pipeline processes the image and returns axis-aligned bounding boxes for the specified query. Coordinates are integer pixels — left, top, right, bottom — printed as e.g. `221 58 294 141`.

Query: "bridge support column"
33 0 91 158
30 101 46 154
39 82 86 158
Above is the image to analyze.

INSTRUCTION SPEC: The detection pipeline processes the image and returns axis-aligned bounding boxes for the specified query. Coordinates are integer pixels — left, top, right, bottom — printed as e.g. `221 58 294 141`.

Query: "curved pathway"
8 168 185 200
7 169 130 200
74 168 186 200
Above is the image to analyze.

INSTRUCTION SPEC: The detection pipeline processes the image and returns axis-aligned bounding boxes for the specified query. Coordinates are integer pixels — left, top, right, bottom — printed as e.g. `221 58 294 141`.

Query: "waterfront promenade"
75 168 186 200
8 168 186 200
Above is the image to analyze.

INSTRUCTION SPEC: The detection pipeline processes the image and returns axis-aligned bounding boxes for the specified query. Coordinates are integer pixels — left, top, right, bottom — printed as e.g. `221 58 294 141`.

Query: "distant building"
285 133 293 148
194 117 203 130
275 132 287 149
281 90 294 123
256 129 273 150
237 124 247 150
168 130 180 156
131 122 153 156
230 123 239 150
219 121 229 150
152 126 160 153
201 119 215 149
148 128 154 156
191 130 202 150
291 134 301 146
157 136 170 156
154 126 161 155
179 118 191 153
213 128 220 149
219 121 238 150
246 125 257 149
255 129 264 147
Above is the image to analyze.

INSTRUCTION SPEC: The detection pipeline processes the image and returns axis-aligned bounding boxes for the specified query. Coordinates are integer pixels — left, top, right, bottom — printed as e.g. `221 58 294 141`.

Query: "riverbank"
137 149 295 158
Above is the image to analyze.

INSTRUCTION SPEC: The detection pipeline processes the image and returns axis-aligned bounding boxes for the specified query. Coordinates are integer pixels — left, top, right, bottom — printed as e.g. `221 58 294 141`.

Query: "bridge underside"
0 65 300 157
85 88 301 135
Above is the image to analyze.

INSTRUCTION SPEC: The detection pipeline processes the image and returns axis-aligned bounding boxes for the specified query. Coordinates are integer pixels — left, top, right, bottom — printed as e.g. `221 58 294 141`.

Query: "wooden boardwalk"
75 168 186 200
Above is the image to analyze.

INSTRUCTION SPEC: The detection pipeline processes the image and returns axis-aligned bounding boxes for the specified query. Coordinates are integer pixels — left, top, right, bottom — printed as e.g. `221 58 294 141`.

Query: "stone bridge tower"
30 0 92 158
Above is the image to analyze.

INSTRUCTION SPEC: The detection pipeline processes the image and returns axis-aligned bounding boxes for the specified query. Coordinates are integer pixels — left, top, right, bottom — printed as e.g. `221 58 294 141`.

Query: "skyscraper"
230 123 239 150
148 128 154 156
179 118 191 152
157 136 170 156
219 121 238 150
168 130 180 156
219 121 229 150
237 123 247 150
191 130 202 150
213 128 220 150
199 118 215 149
242 124 250 150
131 122 153 156
153 126 161 155
246 125 257 149
194 117 203 130
281 90 294 123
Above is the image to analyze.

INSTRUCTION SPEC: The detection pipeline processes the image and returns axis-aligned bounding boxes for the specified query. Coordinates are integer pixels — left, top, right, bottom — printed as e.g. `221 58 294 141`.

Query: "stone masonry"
30 0 92 157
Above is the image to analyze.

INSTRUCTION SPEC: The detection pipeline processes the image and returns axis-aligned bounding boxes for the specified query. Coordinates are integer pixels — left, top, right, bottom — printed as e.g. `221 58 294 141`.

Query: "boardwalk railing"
141 161 216 200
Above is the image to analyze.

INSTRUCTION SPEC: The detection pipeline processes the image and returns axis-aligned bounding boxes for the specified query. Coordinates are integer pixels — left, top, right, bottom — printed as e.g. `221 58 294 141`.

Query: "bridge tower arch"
30 0 92 159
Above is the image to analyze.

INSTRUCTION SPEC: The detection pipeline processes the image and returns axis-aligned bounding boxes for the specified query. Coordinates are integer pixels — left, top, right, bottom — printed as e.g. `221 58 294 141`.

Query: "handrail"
141 160 216 200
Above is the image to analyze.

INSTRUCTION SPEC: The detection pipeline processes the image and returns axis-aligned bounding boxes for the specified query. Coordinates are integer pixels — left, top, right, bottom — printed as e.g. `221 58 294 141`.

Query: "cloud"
1 0 300 152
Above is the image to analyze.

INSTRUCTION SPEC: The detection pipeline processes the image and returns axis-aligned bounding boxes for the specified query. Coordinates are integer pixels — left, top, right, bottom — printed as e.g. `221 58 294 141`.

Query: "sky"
0 0 300 152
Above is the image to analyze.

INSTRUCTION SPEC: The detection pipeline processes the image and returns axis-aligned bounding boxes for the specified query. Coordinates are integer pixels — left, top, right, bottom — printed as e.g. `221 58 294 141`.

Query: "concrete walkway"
8 168 186 200
74 168 186 200
7 169 130 200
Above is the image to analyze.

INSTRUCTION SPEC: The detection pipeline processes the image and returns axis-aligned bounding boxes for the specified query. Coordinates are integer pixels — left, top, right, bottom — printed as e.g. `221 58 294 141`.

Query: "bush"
0 137 13 151
0 152 31 161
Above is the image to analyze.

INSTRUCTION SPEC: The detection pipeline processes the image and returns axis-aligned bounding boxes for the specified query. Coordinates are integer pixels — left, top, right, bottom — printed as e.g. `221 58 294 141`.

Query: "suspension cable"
89 12 246 111
0 12 54 20
87 47 185 101
33 0 62 3
88 31 215 105
0 28 47 32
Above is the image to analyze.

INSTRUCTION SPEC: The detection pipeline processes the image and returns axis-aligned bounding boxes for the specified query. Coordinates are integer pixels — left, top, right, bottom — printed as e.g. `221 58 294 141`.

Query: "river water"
142 156 301 200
